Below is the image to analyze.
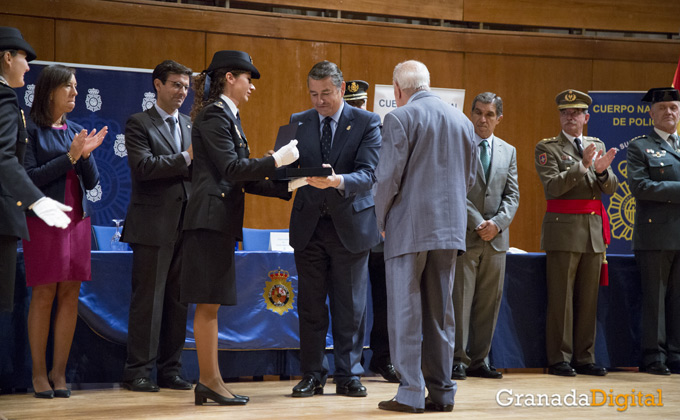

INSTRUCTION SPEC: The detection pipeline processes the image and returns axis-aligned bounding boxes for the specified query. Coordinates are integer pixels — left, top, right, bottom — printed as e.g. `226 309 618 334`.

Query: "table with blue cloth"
0 252 641 390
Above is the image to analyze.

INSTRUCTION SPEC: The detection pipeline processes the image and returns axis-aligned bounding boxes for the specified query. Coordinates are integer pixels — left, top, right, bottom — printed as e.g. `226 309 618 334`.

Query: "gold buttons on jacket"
265 176 269 180
221 193 225 197
649 219 652 223
590 211 595 215
16 201 22 207
241 188 245 193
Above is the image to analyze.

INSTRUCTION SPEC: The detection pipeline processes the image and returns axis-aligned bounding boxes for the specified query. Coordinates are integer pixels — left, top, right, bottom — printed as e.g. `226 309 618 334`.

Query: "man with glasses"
534 89 617 377
121 60 193 392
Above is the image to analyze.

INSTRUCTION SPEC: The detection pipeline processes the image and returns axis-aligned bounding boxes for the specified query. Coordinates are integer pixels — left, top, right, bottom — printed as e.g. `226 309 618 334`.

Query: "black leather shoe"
292 375 323 397
548 362 576 377
369 363 400 383
451 363 467 380
574 363 607 376
379 398 424 413
667 361 680 374
33 390 54 399
425 396 454 412
466 364 502 379
194 382 247 406
158 375 193 390
122 377 160 392
53 389 71 398
644 361 671 376
336 378 366 397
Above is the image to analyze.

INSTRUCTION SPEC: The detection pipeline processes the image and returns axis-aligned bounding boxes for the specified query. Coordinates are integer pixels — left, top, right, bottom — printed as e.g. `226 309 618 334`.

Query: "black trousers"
123 234 188 382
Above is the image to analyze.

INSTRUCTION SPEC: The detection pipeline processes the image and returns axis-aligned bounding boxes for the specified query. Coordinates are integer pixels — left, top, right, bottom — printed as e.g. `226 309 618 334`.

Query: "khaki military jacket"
534 132 618 252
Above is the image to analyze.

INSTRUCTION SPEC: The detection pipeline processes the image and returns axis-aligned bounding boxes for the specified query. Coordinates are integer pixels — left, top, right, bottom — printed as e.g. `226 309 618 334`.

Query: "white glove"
288 177 308 192
30 197 73 229
273 139 299 167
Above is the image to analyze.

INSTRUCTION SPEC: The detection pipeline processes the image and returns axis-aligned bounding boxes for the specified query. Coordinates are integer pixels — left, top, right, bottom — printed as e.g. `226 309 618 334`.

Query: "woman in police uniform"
181 50 297 406
0 27 43 314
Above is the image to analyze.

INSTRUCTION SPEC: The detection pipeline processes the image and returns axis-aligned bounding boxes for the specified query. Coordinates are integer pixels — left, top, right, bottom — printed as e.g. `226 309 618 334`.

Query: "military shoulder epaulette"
630 135 647 142
540 137 558 143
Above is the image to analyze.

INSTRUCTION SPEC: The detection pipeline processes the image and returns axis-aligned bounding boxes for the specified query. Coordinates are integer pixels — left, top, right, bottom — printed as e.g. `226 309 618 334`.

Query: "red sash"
546 199 610 286
546 199 610 245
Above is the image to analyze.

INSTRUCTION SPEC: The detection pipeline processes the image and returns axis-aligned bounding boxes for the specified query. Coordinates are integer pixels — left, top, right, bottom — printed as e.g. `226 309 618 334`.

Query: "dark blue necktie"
166 116 181 153
320 117 332 163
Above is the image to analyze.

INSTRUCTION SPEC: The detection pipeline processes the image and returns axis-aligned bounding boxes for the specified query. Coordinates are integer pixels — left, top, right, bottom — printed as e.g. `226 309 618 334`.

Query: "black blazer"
24 119 99 219
121 106 192 247
288 103 382 253
0 81 43 239
183 98 290 239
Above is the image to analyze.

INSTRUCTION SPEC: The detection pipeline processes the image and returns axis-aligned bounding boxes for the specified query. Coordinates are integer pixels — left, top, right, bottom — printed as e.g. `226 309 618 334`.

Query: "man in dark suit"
627 87 680 376
453 92 519 380
121 60 193 392
374 60 477 413
535 89 617 377
0 27 71 313
288 61 381 398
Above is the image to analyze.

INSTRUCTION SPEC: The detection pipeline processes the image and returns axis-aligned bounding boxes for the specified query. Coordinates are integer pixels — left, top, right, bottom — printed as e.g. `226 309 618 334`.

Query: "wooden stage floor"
1 372 678 419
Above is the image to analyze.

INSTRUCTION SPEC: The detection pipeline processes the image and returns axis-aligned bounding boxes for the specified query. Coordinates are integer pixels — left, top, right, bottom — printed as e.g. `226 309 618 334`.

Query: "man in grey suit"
121 60 193 392
627 87 680 375
452 92 519 380
374 60 477 413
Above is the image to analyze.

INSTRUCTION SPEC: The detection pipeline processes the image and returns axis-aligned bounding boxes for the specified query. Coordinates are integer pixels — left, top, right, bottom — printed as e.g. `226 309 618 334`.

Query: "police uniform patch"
539 153 548 165
263 268 295 315
347 81 359 93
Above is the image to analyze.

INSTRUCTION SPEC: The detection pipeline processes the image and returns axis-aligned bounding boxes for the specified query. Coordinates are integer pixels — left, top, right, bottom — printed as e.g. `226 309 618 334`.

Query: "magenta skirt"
23 170 91 287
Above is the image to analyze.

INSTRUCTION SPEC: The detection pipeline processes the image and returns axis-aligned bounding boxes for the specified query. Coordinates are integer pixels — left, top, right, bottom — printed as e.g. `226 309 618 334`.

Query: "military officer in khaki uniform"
534 89 617 377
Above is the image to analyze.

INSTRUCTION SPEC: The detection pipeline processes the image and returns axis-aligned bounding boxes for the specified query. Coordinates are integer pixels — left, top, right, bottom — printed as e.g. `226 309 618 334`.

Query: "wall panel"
54 21 205 70
0 15 55 61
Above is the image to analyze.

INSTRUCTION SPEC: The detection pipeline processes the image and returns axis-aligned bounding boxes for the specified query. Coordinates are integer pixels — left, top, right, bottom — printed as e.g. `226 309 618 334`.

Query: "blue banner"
15 61 194 227
588 91 651 255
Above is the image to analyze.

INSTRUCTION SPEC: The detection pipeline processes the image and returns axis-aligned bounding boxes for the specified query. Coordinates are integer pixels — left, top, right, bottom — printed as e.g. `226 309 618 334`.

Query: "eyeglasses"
560 109 585 117
166 81 190 92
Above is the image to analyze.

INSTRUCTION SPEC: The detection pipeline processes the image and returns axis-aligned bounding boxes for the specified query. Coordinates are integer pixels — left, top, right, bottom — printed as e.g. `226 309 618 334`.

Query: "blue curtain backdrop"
15 61 195 227
588 91 650 255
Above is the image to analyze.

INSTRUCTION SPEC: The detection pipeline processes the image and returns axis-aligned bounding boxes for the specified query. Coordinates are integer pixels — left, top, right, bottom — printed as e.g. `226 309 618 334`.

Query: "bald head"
392 60 430 107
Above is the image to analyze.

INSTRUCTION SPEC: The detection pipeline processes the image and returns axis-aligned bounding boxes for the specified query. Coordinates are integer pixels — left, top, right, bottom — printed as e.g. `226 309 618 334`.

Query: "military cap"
555 89 592 109
344 80 369 101
641 87 680 103
205 50 260 79
0 26 36 62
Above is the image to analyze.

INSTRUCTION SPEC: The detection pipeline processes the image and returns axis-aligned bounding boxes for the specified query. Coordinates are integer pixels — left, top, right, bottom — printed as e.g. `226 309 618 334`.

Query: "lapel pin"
346 125 351 131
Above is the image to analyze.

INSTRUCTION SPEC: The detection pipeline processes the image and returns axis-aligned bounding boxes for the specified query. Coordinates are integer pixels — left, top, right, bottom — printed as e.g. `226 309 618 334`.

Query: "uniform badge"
214 101 224 108
538 153 548 165
263 268 295 315
347 81 359 93
560 154 572 161
565 90 576 102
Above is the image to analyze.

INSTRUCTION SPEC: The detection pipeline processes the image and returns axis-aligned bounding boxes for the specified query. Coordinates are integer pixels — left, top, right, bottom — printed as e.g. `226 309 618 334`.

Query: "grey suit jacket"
121 106 192 247
374 90 477 260
465 135 519 252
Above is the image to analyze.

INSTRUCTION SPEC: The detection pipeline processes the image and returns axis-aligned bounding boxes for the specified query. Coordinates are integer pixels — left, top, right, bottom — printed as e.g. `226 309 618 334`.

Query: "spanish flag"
674 52 680 89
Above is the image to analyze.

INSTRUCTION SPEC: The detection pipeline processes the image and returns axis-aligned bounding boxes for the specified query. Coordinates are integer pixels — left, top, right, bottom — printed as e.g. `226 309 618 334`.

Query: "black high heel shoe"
33 390 54 399
48 372 71 398
194 383 247 406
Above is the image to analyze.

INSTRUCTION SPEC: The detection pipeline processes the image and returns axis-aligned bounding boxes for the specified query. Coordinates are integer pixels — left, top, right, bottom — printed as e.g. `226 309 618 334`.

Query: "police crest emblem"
539 153 547 165
263 268 295 315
